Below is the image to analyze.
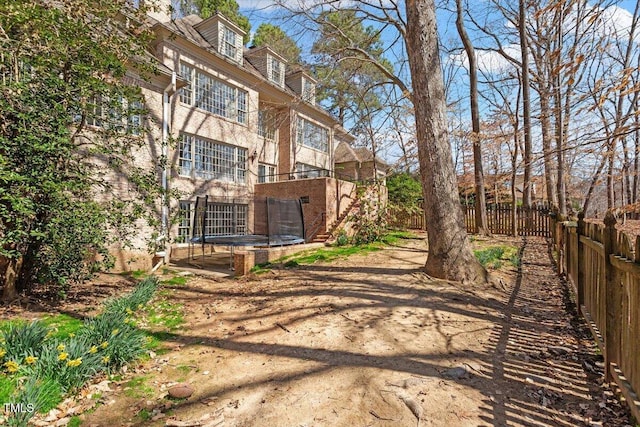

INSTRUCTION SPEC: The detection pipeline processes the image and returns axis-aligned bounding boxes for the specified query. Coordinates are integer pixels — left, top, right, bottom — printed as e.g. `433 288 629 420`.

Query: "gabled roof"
152 13 346 125
335 142 388 167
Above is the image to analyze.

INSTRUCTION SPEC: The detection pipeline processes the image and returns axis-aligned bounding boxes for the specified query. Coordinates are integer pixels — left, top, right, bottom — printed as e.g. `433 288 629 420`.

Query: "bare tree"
406 0 487 282
278 0 487 282
455 0 489 235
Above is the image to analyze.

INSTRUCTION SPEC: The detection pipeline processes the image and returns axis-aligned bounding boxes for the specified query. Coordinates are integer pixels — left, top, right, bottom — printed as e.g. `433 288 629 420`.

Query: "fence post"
576 212 585 311
557 213 566 274
603 211 621 382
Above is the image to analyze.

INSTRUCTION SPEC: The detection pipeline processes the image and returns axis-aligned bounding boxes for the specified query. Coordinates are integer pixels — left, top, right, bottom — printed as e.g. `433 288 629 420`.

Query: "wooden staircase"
311 198 361 243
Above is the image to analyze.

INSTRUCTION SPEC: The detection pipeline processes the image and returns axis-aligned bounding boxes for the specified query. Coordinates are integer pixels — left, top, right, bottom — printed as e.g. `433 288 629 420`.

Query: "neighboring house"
107 6 358 269
457 173 547 204
334 142 389 183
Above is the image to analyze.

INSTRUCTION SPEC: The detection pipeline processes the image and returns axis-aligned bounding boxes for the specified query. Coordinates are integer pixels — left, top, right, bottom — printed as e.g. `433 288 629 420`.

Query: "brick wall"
255 178 356 237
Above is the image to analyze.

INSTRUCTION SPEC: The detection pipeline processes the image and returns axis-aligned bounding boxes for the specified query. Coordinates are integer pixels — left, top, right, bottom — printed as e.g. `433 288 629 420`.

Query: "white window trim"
267 54 284 87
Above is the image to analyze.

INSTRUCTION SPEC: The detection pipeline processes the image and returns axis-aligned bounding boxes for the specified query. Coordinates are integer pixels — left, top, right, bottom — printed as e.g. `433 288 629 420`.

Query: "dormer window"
267 55 284 87
222 26 239 61
302 77 315 104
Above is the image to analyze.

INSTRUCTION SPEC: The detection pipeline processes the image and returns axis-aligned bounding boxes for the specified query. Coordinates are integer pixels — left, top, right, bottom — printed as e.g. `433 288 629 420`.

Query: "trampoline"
188 196 306 268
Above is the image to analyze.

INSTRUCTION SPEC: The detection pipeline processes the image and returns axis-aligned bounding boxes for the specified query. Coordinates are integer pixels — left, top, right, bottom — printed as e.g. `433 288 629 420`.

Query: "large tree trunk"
1 256 22 301
455 0 489 236
405 0 487 283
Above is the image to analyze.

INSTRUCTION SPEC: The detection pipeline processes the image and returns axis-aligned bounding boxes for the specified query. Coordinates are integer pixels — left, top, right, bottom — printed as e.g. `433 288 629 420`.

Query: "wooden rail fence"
556 213 640 421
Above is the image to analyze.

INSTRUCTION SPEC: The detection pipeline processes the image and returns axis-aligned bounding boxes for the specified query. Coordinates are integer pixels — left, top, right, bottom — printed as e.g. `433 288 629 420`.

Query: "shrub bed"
0 276 159 426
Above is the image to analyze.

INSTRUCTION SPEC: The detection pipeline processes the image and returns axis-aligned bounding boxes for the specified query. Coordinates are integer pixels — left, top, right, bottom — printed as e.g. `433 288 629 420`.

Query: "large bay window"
258 109 277 141
179 62 247 124
178 133 247 183
296 117 329 152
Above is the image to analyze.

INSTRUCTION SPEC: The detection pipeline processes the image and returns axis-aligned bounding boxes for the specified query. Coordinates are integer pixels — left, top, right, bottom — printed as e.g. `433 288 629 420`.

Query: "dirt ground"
5 234 636 426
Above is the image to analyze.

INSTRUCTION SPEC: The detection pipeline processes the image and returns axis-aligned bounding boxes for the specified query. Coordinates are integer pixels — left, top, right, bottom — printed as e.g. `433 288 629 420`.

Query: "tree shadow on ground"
108 237 622 426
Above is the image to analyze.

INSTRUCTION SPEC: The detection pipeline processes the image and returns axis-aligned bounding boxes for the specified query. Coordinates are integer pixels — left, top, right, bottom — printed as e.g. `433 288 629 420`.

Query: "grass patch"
265 231 418 268
120 270 147 279
474 245 520 270
250 262 273 274
124 375 154 398
136 408 152 421
40 314 84 340
0 376 17 404
143 300 185 331
161 276 188 287
68 416 82 427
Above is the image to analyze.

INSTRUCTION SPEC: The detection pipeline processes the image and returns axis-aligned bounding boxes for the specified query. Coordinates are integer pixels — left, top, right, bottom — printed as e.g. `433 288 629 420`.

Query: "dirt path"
81 236 631 427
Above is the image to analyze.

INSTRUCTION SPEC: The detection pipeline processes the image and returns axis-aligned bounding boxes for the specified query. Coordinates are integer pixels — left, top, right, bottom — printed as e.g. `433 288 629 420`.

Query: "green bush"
82 310 147 371
103 276 158 315
6 377 62 427
0 277 159 425
1 321 49 365
35 337 103 391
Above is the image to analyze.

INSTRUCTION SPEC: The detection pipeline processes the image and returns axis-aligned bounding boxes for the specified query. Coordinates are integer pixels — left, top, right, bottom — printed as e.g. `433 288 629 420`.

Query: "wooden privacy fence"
390 209 425 230
390 203 551 236
464 203 551 236
556 213 640 421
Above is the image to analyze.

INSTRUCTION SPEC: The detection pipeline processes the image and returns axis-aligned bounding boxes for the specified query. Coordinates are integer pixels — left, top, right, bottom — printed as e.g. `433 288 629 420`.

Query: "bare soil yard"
4 234 634 426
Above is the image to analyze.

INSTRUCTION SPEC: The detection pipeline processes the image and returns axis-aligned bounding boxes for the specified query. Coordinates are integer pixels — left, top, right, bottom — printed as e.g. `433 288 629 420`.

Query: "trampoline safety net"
191 195 306 248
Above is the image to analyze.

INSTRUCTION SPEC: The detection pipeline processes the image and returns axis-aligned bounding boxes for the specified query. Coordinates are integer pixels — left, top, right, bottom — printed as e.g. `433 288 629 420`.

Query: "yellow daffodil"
100 341 108 349
68 333 75 338
0 348 6 358
126 308 133 315
25 355 37 365
89 346 98 354
137 304 143 309
4 360 19 373
101 356 110 364
57 344 65 352
58 352 68 361
111 329 119 336
66 358 82 367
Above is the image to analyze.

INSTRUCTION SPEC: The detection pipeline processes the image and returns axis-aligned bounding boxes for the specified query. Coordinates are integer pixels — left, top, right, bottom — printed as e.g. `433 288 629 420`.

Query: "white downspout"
161 71 176 265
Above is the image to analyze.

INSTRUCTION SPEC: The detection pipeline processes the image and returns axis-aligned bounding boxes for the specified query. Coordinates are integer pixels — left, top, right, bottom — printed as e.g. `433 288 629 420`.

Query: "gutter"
160 71 176 265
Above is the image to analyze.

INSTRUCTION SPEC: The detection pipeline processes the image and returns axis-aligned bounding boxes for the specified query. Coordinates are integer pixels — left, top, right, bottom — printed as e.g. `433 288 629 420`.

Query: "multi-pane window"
205 204 247 235
178 134 247 183
258 109 277 141
258 164 276 183
296 117 329 152
179 63 193 105
222 26 239 61
268 55 284 87
179 62 247 124
177 201 247 240
177 201 193 243
85 96 142 135
295 162 327 179
302 77 315 104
